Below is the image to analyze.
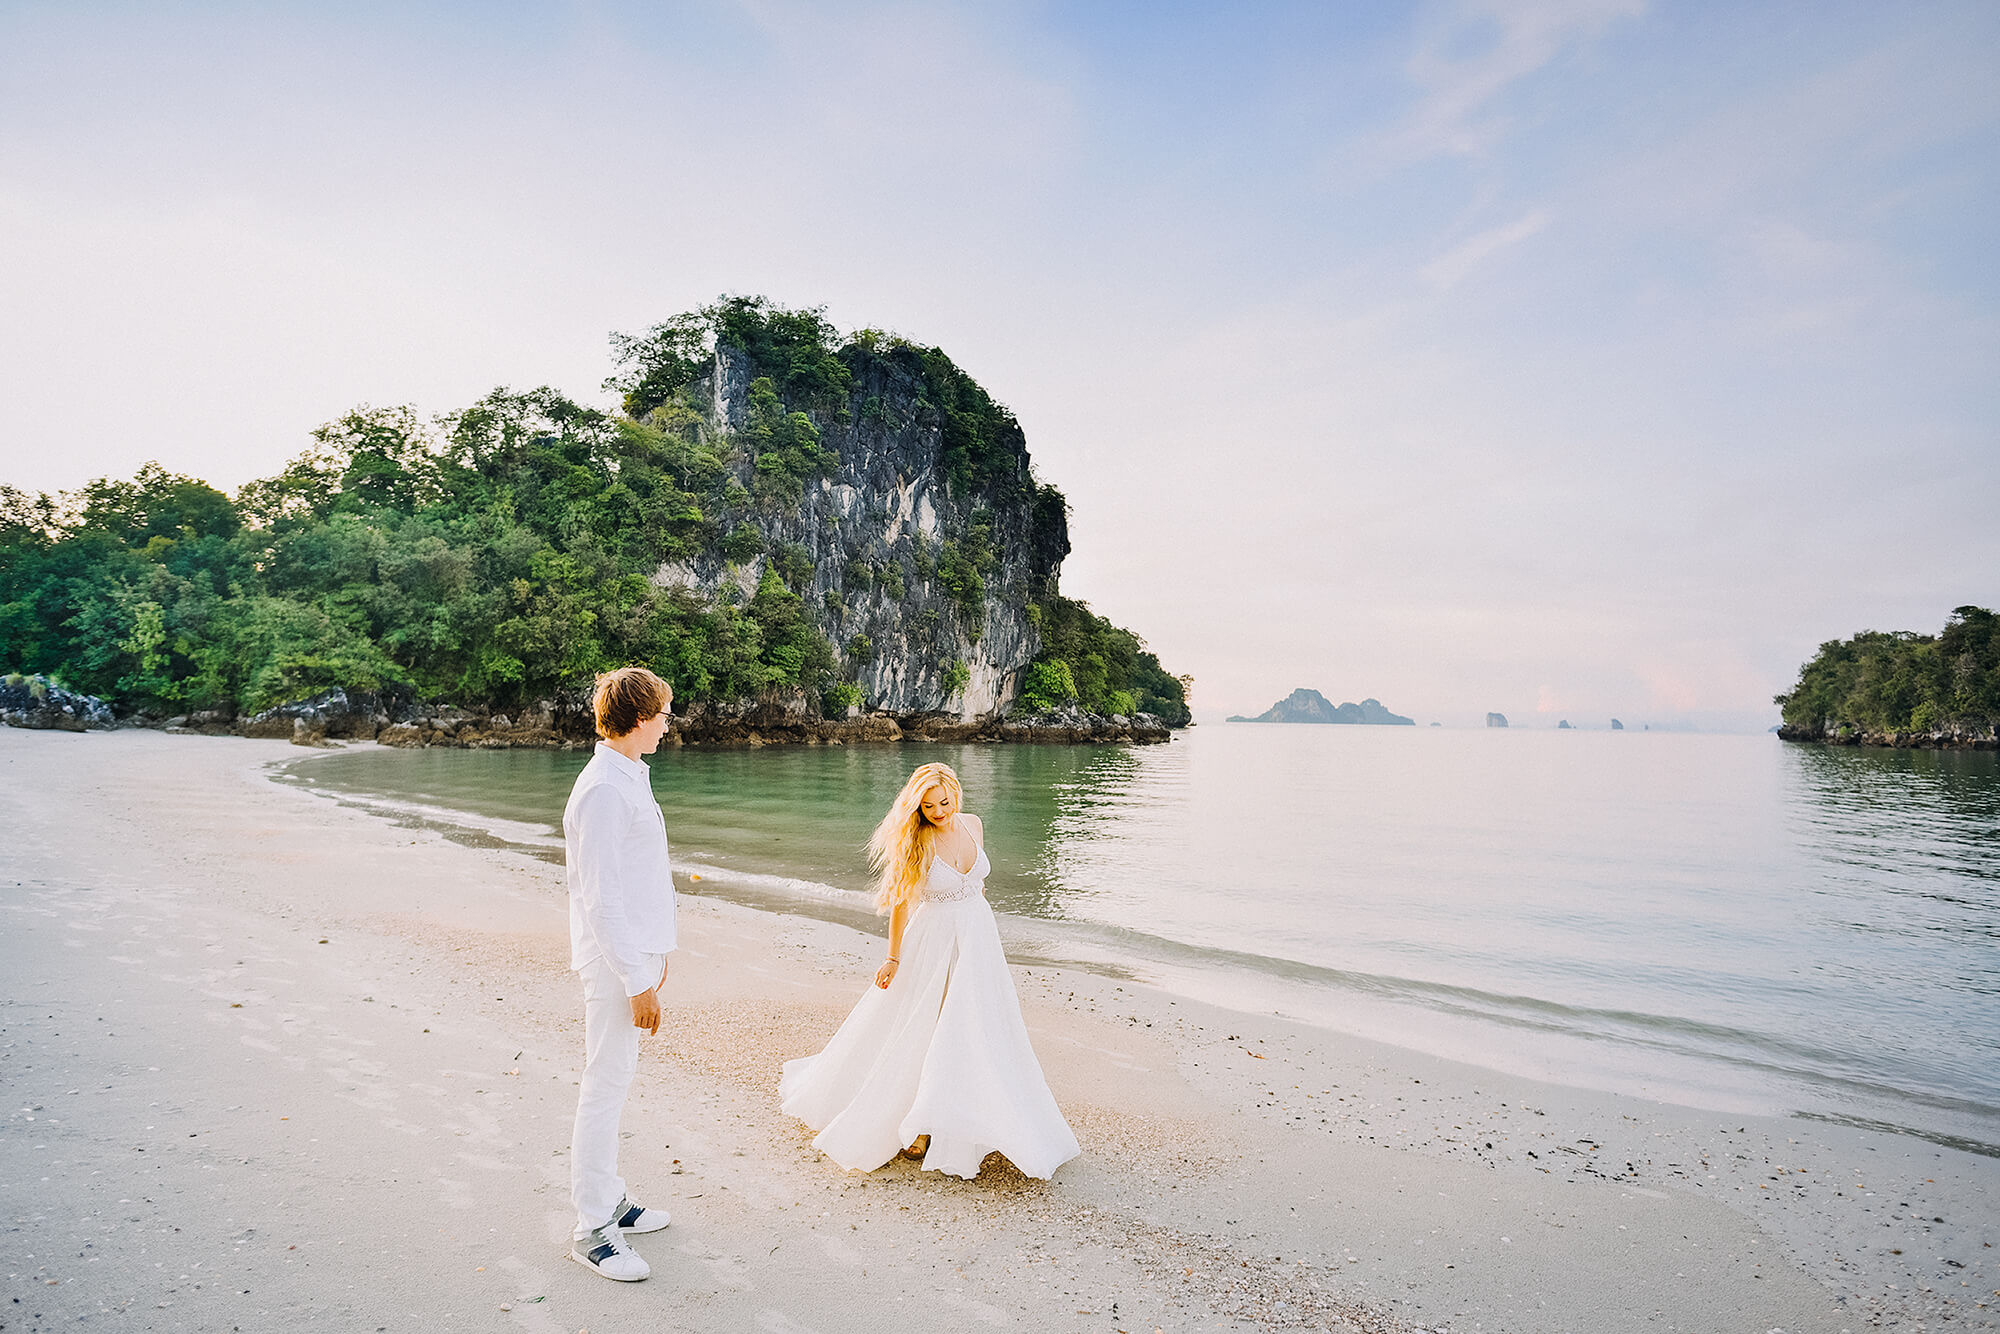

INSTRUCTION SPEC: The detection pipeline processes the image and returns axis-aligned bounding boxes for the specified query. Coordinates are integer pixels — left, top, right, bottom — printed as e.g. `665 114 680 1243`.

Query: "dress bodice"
920 844 989 903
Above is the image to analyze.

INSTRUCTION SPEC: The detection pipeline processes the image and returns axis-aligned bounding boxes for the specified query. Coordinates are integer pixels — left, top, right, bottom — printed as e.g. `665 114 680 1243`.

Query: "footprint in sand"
676 1240 754 1291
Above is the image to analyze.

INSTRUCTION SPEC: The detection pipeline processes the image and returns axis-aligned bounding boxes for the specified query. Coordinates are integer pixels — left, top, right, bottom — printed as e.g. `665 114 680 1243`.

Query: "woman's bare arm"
874 897 911 988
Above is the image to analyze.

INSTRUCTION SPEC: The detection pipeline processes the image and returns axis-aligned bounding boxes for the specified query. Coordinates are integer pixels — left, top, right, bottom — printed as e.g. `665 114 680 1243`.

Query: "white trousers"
570 952 663 1237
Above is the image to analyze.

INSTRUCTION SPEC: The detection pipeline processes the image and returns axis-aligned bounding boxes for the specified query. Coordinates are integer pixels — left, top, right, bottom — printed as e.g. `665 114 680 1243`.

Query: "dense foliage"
609 303 1036 507
0 387 831 715
1018 596 1192 726
2 297 1188 726
1776 606 2000 734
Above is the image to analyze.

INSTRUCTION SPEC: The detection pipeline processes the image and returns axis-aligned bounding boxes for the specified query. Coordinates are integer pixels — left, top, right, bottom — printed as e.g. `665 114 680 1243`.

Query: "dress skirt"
778 894 1080 1179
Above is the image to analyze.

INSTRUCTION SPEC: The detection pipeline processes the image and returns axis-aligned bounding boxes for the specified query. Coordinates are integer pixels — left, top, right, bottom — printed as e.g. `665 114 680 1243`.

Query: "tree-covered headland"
0 298 1190 737
1775 605 1999 747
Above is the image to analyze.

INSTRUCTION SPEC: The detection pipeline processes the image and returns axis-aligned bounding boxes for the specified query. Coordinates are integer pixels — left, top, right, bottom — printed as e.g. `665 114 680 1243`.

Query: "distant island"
1775 605 1997 749
1229 688 1414 725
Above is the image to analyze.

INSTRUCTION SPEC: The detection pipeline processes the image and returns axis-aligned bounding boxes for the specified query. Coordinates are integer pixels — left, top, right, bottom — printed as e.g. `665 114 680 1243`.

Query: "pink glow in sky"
2 2 1994 727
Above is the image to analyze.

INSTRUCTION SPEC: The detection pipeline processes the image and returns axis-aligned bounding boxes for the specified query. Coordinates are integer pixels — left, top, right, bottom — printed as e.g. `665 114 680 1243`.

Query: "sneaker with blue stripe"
571 1222 648 1282
614 1194 671 1234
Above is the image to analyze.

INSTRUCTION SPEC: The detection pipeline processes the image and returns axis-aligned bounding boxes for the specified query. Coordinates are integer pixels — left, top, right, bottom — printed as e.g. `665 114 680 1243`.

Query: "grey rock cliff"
656 345 1067 722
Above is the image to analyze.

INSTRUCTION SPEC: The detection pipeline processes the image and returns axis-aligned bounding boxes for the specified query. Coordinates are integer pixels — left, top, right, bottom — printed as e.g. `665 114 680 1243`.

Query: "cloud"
1376 0 1645 161
1420 207 1552 288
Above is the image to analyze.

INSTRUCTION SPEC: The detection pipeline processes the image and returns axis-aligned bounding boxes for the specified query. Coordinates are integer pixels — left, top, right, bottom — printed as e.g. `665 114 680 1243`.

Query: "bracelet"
886 956 899 964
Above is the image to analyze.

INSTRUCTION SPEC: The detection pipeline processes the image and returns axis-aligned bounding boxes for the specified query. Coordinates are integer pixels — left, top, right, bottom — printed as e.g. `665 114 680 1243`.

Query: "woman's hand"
874 958 899 989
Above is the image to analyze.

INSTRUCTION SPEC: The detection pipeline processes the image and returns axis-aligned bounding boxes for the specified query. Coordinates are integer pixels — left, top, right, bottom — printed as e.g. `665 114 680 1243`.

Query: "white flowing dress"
778 843 1081 1179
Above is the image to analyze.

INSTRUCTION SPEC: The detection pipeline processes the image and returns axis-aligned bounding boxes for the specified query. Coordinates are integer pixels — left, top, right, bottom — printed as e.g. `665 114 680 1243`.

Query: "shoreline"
1 673 1181 748
273 740 2000 1165
0 679 1179 748
4 728 1995 1331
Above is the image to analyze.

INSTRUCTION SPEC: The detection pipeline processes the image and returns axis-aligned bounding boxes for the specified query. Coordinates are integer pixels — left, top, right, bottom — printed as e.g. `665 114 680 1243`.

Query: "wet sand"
2 727 1994 1331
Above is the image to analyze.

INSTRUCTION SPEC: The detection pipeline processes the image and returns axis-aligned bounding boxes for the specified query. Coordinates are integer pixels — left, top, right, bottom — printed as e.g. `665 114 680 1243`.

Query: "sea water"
278 726 2000 1153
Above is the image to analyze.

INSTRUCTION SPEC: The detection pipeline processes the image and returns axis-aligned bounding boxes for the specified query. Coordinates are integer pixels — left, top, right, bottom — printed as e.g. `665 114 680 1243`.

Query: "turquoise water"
280 727 2000 1151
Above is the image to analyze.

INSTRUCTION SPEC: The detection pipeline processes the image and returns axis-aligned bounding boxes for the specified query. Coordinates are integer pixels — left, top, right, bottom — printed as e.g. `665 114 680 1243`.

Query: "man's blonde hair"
593 667 672 739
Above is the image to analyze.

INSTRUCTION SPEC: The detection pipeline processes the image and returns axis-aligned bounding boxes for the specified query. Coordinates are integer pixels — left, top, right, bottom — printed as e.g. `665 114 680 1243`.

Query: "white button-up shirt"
564 742 677 995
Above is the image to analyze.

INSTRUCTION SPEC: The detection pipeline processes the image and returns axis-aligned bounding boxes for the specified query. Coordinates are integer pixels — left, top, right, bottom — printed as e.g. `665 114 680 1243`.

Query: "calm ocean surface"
280 726 2000 1152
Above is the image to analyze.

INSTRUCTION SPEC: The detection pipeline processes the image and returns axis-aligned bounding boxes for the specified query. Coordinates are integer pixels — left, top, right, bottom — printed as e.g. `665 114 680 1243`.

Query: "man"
564 666 677 1281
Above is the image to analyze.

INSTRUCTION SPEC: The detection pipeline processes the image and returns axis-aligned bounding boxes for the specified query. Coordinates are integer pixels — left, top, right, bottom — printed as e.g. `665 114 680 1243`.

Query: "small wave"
277 769 566 852
982 912 2000 1137
1794 1110 2000 1160
281 760 876 910
675 860 873 909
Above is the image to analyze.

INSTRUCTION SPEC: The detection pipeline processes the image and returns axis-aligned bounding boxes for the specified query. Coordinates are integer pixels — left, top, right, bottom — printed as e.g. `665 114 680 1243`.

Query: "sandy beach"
3 728 1994 1332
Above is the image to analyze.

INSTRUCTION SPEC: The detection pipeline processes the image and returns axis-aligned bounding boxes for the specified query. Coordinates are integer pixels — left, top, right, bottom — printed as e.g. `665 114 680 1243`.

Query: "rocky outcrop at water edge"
116 686 1168 749
0 675 115 731
1776 720 1997 750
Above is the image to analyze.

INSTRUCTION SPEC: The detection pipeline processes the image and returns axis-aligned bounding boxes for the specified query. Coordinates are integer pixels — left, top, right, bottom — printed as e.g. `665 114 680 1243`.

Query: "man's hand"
630 987 661 1034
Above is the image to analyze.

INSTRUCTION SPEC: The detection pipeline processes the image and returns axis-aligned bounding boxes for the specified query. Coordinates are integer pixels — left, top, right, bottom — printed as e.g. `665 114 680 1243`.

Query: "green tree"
1021 596 1190 724
74 462 240 547
605 310 710 418
117 599 173 701
744 378 836 505
319 406 443 515
1776 606 1998 733
744 567 832 691
1018 659 1076 712
607 296 852 418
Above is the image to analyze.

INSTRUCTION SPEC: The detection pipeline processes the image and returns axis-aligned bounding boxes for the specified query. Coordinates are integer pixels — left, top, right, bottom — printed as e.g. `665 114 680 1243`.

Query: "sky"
3 1 1995 727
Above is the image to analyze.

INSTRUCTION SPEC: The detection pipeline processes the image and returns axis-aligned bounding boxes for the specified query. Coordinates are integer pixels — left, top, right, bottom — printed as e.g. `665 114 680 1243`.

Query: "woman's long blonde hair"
868 762 964 914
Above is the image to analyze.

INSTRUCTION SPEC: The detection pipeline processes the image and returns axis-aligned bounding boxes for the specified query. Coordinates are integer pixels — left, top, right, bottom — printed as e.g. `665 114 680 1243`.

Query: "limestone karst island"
0 298 1190 747
1228 688 1413 725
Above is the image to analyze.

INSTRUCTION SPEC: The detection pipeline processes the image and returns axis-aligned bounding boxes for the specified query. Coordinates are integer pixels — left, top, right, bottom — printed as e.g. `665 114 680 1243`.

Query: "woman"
779 762 1080 1179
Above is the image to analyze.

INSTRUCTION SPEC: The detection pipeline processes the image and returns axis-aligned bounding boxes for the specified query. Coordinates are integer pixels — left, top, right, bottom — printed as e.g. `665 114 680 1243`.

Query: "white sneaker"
613 1195 671 1234
571 1223 649 1282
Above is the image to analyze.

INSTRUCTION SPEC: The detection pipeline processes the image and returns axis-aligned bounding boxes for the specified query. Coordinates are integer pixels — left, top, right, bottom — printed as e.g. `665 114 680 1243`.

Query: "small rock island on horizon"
1229 687 1414 725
